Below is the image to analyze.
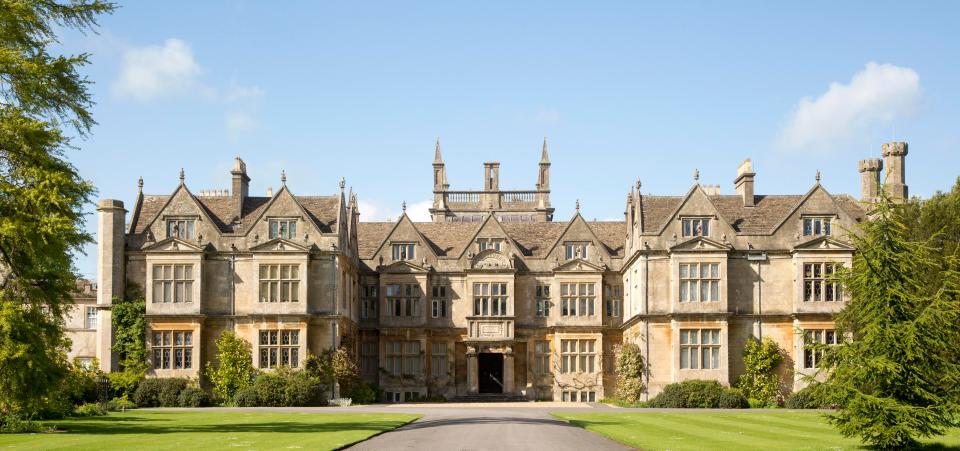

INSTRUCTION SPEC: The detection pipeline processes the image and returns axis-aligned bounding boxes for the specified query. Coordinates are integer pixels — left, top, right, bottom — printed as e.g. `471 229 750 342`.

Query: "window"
85 306 97 329
152 331 192 370
560 339 596 373
679 329 721 370
391 243 415 261
560 283 595 316
682 218 710 237
473 282 508 316
431 342 447 378
269 218 298 239
477 238 503 252
385 284 421 317
259 264 300 302
803 329 838 369
361 342 378 376
361 285 378 319
535 285 551 317
803 217 832 236
803 263 842 302
679 263 720 302
385 341 421 376
605 284 623 316
564 242 589 260
151 264 193 303
561 391 596 402
166 218 195 239
431 285 448 318
534 341 551 374
259 330 299 368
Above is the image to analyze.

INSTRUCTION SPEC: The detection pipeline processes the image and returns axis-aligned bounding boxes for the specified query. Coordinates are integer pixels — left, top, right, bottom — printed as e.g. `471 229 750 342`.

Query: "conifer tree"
0 0 114 415
812 194 960 449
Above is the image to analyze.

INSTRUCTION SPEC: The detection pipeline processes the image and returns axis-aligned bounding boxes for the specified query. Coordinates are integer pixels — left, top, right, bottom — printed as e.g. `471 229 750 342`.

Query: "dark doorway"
478 353 504 394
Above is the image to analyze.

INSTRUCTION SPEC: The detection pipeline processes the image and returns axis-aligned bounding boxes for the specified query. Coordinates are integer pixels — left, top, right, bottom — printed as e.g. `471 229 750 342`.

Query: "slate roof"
130 193 341 235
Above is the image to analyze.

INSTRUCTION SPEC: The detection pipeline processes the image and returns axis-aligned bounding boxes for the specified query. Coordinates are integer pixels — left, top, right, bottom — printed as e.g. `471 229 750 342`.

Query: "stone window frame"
679 262 720 303
560 282 596 317
85 306 97 330
431 283 449 318
150 263 195 303
258 329 300 369
361 284 378 319
384 340 422 376
360 341 378 376
258 263 301 303
679 328 721 370
535 284 551 317
563 242 590 260
267 217 298 240
533 340 551 374
151 330 193 370
561 390 596 402
430 342 447 378
559 338 596 374
165 216 197 240
472 282 508 317
803 328 838 369
803 262 843 302
801 215 835 237
680 216 711 238
385 283 422 318
391 242 416 261
604 284 623 316
476 237 504 252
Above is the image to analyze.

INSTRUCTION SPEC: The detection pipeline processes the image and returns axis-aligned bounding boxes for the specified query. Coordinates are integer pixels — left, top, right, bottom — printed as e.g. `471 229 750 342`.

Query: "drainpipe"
643 251 650 401
229 244 237 319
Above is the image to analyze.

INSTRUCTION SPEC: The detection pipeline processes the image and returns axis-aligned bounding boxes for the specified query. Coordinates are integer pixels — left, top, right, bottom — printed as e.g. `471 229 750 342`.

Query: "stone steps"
450 394 529 403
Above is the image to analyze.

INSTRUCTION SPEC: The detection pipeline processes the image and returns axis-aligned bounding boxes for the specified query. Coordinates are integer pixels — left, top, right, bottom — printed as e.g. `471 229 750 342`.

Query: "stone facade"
88 141 910 402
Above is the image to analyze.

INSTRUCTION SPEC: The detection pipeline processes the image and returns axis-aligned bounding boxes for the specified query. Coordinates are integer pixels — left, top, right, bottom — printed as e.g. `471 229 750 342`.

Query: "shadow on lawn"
560 419 960 451
50 416 406 435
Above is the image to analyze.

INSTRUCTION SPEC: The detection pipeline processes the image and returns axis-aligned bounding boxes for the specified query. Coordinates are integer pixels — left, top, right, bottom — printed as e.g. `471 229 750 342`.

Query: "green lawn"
0 410 420 450
552 411 960 451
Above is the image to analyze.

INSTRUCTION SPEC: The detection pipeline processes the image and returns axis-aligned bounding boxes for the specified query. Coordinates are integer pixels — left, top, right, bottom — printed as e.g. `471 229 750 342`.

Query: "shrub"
133 378 190 407
0 414 48 434
785 386 828 409
649 380 748 409
158 379 188 407
253 372 287 407
106 396 136 412
737 337 785 407
205 331 257 402
233 386 259 407
283 371 324 407
350 383 381 405
178 387 209 408
106 369 144 399
73 403 107 417
613 343 646 404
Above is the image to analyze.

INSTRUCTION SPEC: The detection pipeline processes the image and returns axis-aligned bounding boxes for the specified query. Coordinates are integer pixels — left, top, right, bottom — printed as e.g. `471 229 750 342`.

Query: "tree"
0 0 115 416
737 337 784 407
898 177 960 289
305 347 359 397
613 343 646 404
812 194 960 449
205 331 256 403
109 294 147 396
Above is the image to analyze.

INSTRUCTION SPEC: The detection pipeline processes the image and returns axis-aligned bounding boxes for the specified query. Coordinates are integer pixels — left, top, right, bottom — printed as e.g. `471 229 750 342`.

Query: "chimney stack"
881 141 908 201
734 159 755 207
858 158 883 202
231 157 250 218
483 161 500 191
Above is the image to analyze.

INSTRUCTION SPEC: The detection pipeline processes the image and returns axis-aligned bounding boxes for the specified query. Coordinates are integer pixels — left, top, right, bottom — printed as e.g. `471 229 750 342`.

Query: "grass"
0 410 420 450
551 411 960 450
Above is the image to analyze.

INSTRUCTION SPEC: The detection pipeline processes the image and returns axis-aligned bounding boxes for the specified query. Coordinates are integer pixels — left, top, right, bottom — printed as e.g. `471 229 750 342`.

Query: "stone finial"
540 137 550 163
137 176 143 193
281 170 287 185
339 176 346 191
434 137 442 163
815 170 821 183
693 169 700 182
881 141 908 157
575 199 580 212
402 201 407 213
179 168 185 184
635 178 641 190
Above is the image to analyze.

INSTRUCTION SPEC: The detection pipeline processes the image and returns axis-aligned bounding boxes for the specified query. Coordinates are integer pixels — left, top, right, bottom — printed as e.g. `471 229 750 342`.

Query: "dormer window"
564 242 589 260
269 219 298 240
392 243 415 261
167 219 195 240
477 238 503 252
803 217 832 236
682 218 710 237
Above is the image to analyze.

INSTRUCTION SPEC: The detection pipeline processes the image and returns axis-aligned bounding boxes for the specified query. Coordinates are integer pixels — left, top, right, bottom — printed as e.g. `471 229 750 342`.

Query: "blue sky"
62 1 960 279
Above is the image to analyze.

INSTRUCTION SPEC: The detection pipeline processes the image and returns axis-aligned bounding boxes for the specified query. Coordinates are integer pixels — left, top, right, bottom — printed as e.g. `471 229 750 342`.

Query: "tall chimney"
858 158 883 202
734 159 755 207
97 199 126 372
881 141 908 201
231 157 249 218
483 161 500 191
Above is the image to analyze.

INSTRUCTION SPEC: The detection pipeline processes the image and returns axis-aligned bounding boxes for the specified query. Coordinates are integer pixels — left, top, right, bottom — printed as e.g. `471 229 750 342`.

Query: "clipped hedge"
784 385 829 409
649 380 748 409
132 378 193 407
177 387 210 407
234 368 325 407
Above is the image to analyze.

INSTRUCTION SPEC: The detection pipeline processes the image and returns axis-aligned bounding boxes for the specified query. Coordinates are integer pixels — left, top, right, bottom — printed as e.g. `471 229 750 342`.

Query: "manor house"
88 140 908 401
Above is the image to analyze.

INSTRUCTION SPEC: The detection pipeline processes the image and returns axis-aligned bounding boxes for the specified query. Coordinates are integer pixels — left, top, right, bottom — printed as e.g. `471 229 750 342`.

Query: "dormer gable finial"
815 170 821 183
402 201 407 213
339 176 345 191
138 176 143 193
635 178 641 190
281 170 287 186
575 199 580 212
179 168 185 184
693 168 700 182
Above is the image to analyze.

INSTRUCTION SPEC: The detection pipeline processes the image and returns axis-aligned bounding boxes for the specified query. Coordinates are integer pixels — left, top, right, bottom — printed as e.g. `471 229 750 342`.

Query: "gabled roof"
357 222 395 259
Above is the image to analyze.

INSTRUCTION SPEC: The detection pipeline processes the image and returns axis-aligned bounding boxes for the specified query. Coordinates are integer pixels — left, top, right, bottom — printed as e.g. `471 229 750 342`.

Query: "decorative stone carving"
471 250 511 270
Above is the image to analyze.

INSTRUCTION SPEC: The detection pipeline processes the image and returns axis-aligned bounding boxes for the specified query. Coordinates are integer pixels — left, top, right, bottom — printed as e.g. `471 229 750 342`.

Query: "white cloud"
225 111 258 141
112 39 204 101
223 76 265 103
778 62 920 151
357 199 432 222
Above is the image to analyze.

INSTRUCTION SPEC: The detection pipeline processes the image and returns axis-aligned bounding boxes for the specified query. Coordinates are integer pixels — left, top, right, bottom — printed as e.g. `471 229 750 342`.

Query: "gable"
457 214 524 261
140 237 205 253
368 214 438 264
544 214 612 262
792 236 854 253
657 185 738 240
553 258 605 272
468 249 515 271
141 185 222 242
380 260 429 273
771 184 858 237
669 236 733 253
249 238 311 253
